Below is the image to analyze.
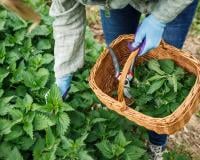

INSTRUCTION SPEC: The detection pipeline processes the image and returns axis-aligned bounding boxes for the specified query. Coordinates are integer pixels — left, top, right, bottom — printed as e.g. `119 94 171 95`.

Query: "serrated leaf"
14 30 26 44
159 59 174 74
0 89 4 97
91 118 107 124
56 112 70 135
34 113 55 130
147 59 165 75
23 122 33 139
28 25 50 37
96 140 114 159
147 79 165 94
62 103 74 112
5 125 23 141
172 74 178 92
37 39 51 50
7 12 27 30
24 94 33 111
114 130 131 147
124 145 146 160
0 10 7 30
147 74 165 82
9 109 23 123
6 147 23 160
112 144 125 156
0 142 12 159
36 68 49 88
46 127 55 149
18 136 35 150
0 96 14 116
33 138 45 160
0 42 6 64
42 54 54 64
0 118 12 135
0 68 9 83
79 150 94 160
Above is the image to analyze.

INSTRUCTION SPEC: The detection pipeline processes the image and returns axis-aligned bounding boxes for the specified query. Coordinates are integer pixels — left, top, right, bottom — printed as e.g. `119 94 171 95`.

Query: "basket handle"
117 49 139 105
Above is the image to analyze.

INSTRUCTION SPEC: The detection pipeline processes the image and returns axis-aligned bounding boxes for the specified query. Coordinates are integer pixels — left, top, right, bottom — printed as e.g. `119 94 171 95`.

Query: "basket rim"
88 34 200 134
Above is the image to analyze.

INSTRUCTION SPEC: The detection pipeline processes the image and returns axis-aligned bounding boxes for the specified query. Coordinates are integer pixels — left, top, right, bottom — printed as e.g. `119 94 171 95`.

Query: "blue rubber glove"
131 14 166 55
56 74 72 97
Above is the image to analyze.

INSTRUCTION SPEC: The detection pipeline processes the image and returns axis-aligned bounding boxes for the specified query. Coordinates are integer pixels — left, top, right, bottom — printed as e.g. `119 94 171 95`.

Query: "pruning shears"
108 47 134 99
108 40 145 99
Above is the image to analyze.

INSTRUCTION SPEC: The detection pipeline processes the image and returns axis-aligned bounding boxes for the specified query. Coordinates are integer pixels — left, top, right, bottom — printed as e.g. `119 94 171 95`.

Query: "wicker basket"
89 34 200 134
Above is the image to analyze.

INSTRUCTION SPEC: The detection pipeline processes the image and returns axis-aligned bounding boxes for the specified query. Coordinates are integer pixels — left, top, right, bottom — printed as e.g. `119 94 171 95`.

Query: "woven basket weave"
89 34 200 134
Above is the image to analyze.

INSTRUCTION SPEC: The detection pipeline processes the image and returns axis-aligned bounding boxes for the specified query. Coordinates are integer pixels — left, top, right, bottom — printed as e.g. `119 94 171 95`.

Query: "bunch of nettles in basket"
130 59 196 118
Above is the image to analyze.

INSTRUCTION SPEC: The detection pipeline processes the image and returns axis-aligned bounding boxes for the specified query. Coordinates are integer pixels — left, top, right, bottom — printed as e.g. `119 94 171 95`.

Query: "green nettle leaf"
5 34 16 47
0 42 6 64
0 68 9 83
172 74 178 92
42 54 54 64
159 59 175 74
23 68 49 90
47 84 62 107
0 96 14 116
6 147 23 160
9 109 23 123
0 142 12 159
0 119 12 135
28 25 50 37
11 61 25 83
23 71 36 88
124 145 146 160
0 89 4 97
34 113 55 130
56 112 70 135
96 140 114 159
18 136 35 150
91 117 107 124
29 54 43 70
37 39 51 50
147 79 165 94
174 67 185 79
36 68 49 87
184 74 196 87
147 59 165 75
6 49 21 64
114 130 131 147
112 144 125 157
7 12 27 30
23 122 33 139
14 29 26 44
78 150 94 160
33 138 45 160
147 74 166 82
46 127 55 149
0 10 7 30
4 125 23 141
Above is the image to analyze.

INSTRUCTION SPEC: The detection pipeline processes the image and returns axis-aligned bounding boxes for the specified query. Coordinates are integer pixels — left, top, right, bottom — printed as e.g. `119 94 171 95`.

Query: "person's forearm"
152 0 193 23
49 0 86 78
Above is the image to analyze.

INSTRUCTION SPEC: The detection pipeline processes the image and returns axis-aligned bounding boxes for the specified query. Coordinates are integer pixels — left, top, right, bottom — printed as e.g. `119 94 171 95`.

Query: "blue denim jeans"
100 0 198 146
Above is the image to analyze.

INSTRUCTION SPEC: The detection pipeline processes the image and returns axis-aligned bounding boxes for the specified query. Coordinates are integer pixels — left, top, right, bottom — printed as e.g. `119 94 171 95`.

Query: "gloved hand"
131 14 166 55
56 74 73 98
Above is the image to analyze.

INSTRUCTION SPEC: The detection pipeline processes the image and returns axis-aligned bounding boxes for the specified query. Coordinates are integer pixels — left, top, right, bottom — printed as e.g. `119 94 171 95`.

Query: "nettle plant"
0 1 192 160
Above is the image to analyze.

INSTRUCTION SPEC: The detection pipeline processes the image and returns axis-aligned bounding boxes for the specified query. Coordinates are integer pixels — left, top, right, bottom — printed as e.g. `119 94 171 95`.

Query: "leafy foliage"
130 59 196 118
0 1 193 160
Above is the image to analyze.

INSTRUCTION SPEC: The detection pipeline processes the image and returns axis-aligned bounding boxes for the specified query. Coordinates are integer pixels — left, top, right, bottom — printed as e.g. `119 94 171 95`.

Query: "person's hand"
131 14 166 55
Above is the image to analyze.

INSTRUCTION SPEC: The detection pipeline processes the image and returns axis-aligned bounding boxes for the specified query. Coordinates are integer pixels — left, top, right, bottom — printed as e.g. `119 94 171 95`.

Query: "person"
49 0 198 159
